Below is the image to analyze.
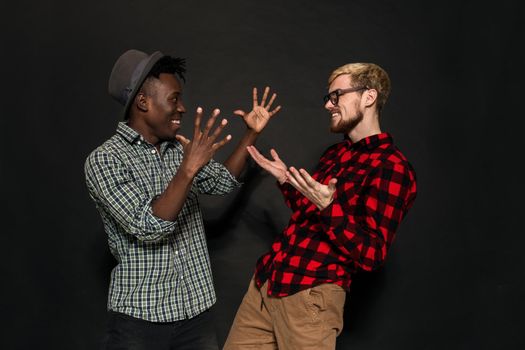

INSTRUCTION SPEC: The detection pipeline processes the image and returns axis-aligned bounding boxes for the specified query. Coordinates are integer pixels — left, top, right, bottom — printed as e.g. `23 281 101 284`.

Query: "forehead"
329 74 353 91
153 73 183 93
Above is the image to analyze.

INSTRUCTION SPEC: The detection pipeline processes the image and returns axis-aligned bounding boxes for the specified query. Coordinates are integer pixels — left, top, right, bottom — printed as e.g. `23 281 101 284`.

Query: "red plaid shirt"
254 133 417 297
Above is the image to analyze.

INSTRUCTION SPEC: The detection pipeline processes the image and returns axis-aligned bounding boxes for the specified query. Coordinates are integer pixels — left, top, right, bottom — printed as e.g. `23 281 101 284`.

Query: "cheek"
168 103 178 114
355 99 363 111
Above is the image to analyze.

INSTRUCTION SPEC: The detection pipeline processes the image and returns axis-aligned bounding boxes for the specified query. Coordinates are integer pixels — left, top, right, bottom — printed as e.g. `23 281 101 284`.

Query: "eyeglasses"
323 86 367 106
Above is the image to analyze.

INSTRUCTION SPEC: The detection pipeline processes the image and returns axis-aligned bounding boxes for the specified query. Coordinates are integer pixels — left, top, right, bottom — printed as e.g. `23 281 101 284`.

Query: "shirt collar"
115 122 179 152
116 122 142 144
345 132 393 150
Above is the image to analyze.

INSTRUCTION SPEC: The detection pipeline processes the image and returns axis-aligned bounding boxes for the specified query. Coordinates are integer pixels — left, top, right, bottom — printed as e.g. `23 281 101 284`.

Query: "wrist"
318 194 335 211
177 162 198 180
276 171 288 185
245 128 261 138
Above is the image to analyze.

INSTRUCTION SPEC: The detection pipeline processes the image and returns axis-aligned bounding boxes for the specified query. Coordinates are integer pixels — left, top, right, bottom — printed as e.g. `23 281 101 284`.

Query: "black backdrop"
2 0 524 349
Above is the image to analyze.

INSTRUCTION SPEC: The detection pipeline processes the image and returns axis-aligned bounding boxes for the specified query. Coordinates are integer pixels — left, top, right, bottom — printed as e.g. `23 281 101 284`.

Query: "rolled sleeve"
278 182 305 212
194 159 241 195
85 150 176 242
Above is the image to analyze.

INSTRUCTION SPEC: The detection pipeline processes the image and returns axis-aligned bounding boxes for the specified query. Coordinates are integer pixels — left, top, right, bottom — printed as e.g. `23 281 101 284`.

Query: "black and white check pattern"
85 122 240 322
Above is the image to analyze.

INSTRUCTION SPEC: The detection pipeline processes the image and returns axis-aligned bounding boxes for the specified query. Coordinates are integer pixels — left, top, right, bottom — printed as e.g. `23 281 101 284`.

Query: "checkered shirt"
255 133 417 297
85 122 240 322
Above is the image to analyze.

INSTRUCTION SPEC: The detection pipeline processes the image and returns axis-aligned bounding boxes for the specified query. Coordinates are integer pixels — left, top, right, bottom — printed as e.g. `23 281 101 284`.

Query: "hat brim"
122 51 165 119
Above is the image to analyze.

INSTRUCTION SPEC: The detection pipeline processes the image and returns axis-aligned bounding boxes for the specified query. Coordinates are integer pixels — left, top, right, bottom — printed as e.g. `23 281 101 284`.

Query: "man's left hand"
234 86 281 133
287 167 337 210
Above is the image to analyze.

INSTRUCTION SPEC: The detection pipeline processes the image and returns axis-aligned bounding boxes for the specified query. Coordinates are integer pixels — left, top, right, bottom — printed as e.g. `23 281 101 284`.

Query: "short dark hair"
146 55 186 82
127 56 187 119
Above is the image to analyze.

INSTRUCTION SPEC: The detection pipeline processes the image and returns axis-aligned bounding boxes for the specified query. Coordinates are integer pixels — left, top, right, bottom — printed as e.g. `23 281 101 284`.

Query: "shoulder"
370 143 416 181
85 134 128 172
368 142 414 173
321 141 347 158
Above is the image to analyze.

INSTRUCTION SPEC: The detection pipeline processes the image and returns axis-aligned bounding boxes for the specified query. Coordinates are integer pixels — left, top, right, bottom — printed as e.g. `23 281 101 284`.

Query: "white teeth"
331 113 340 118
171 120 181 124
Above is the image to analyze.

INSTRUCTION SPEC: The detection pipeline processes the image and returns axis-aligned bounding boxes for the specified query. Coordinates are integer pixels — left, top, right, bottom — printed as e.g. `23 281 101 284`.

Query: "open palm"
234 87 281 133
246 146 288 184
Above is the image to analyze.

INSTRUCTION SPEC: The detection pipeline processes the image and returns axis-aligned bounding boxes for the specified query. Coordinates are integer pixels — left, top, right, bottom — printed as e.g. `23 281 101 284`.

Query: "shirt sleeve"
318 162 417 272
278 182 305 212
193 159 241 195
85 150 176 242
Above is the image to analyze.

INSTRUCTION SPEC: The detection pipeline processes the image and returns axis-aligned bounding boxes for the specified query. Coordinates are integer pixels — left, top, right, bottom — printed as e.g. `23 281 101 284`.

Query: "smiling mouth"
171 119 181 125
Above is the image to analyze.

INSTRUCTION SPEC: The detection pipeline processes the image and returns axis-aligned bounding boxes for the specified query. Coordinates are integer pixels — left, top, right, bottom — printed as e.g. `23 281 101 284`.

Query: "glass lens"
330 91 338 105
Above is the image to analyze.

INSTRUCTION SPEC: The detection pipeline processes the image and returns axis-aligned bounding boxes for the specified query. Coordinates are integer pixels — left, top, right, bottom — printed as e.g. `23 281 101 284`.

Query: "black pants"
103 309 219 350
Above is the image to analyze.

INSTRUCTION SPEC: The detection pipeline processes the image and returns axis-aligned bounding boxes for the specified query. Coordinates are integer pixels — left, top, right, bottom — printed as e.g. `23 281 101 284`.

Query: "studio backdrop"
1 0 524 349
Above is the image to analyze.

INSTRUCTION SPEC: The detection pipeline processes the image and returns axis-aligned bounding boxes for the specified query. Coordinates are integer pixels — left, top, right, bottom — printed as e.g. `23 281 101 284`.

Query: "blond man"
224 63 417 349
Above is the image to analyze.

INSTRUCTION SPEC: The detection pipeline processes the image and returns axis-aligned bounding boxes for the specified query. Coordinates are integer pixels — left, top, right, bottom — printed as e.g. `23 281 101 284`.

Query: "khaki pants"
223 276 346 350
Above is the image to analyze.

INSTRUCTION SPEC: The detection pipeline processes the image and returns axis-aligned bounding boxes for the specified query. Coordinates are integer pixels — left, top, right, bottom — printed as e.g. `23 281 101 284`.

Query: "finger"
252 87 258 108
209 118 228 141
270 148 281 161
212 134 232 151
202 108 220 137
246 146 261 164
248 147 276 171
247 146 269 165
299 168 318 187
193 107 203 138
266 93 277 110
270 148 286 167
175 134 191 145
269 105 282 117
286 170 304 192
289 167 309 189
233 109 246 118
260 86 270 107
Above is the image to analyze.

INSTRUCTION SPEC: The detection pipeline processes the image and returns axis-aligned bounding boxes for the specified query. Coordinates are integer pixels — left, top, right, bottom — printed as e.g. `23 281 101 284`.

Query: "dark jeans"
102 309 219 350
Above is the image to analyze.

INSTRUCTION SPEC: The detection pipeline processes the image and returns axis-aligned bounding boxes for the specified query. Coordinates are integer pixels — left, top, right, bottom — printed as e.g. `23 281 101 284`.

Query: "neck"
346 110 381 143
128 115 160 147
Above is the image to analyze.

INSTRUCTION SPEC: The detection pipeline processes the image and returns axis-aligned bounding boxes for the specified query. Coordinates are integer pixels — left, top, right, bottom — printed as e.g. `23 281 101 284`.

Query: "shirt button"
174 250 179 255
150 149 156 154
137 141 141 145
180 276 184 280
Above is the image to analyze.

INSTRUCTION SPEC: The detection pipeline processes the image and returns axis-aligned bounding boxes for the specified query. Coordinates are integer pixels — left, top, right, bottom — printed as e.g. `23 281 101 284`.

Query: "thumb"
175 134 190 145
233 109 246 117
270 148 281 161
328 178 338 190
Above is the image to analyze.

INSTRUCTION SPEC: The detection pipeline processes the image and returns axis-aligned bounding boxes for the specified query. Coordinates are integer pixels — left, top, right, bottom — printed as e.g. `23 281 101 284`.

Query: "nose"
324 99 335 110
177 99 186 113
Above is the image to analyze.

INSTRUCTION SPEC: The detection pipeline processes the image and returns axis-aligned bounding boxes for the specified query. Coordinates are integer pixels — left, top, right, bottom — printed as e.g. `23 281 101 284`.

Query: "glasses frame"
323 86 368 106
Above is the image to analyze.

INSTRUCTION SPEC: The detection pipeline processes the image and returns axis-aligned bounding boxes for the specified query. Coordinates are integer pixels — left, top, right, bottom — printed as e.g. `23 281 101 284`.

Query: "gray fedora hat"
108 49 166 119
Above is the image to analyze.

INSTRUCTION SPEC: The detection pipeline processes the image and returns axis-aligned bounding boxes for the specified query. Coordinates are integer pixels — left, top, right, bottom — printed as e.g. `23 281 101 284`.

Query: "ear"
135 92 149 112
363 88 378 108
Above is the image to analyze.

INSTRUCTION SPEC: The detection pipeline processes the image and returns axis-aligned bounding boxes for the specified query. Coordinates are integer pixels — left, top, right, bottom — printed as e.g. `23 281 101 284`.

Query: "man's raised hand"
234 87 282 133
176 107 232 176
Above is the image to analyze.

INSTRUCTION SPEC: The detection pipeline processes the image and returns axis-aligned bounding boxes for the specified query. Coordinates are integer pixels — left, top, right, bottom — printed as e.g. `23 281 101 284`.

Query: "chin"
161 132 178 142
330 122 346 134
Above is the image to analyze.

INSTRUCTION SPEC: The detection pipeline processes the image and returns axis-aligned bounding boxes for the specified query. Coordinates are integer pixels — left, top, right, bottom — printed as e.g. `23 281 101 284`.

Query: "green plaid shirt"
85 122 240 322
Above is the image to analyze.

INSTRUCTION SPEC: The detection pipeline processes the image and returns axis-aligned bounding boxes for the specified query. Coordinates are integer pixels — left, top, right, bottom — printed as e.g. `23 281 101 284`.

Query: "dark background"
2 0 524 349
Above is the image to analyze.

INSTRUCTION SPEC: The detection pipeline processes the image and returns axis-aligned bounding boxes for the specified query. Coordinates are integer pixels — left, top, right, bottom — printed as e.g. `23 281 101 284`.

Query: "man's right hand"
246 146 288 184
176 107 232 177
